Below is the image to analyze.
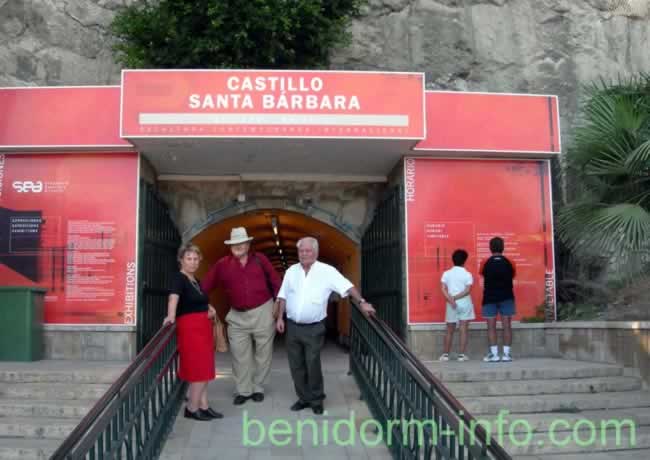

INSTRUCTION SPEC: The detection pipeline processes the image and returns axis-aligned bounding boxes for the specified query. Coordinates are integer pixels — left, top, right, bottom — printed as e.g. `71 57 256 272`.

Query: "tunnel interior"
192 209 360 339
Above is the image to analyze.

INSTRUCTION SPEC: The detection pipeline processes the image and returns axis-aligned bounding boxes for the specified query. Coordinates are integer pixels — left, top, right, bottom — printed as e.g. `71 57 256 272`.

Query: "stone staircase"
425 358 650 459
0 361 126 460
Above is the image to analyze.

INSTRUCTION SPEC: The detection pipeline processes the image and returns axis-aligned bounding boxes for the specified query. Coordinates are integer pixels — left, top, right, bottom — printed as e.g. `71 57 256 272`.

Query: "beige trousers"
225 299 276 396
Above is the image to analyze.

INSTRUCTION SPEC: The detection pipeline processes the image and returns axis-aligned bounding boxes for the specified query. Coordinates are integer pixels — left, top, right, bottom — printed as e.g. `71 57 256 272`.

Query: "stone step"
0 416 77 439
474 407 650 434
0 361 126 385
501 425 650 456
425 359 625 383
463 391 650 415
0 382 110 400
447 376 641 397
0 438 59 460
0 399 94 418
514 448 650 459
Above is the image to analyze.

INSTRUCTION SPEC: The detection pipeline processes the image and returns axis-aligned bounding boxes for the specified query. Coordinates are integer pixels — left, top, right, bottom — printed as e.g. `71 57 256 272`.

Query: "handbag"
213 316 228 353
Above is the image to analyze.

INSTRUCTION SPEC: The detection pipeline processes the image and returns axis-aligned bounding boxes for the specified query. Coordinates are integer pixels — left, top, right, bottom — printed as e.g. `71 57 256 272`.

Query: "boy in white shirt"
439 249 475 361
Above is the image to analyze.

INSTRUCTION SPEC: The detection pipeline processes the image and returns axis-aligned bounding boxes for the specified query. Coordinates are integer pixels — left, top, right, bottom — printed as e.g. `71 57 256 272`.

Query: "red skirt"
176 312 215 382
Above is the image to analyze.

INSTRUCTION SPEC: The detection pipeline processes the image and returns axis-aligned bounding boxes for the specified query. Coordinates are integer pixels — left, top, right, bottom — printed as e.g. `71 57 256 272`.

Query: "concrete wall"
409 323 549 361
546 321 650 384
43 325 136 361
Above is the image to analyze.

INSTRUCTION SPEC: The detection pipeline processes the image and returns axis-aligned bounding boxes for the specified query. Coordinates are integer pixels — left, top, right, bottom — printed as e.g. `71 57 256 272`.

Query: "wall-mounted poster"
0 153 138 325
405 158 555 323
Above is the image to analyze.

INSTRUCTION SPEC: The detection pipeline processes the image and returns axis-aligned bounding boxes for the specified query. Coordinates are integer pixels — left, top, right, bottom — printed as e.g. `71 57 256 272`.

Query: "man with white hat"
201 227 281 405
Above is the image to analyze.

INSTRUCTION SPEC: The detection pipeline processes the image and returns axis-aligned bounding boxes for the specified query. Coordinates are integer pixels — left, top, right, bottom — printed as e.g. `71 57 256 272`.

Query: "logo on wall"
12 181 44 193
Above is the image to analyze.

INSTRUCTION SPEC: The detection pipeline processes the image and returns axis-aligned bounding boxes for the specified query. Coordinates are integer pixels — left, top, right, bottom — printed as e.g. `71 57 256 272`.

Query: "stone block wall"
409 321 650 385
43 325 136 361
158 180 385 243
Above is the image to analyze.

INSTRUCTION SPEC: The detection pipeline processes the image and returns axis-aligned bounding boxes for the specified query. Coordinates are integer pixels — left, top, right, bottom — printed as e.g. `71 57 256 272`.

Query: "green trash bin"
0 286 46 361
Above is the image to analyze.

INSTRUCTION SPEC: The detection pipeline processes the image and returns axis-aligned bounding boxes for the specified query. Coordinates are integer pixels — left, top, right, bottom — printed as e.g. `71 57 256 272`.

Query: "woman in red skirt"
163 243 223 421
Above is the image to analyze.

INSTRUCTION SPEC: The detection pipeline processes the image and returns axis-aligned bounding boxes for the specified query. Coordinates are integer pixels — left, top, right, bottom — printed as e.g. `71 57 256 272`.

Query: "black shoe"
312 404 324 415
184 408 212 421
233 394 251 405
200 407 224 419
290 400 310 411
251 392 264 402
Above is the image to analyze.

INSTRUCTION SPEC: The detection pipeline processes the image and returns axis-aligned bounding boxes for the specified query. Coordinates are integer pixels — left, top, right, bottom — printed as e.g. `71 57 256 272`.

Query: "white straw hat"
225 227 254 245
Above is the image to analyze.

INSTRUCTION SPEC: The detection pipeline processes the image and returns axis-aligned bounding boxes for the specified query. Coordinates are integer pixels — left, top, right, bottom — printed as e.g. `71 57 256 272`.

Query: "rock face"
1 0 649 140
0 0 133 87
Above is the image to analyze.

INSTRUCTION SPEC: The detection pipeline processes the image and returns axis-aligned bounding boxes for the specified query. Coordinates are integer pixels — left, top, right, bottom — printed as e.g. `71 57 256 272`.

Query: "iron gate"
137 180 181 351
361 185 405 339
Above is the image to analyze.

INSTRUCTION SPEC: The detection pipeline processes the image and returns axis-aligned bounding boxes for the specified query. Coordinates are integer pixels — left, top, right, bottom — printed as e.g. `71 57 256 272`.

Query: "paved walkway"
160 339 392 460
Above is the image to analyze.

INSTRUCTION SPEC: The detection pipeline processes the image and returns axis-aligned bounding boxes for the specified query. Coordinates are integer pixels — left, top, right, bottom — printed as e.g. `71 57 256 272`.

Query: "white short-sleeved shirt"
441 266 473 296
278 261 354 324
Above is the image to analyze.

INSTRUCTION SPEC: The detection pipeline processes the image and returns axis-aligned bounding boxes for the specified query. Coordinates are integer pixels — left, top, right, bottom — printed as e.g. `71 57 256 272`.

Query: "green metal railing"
350 303 512 460
137 181 181 351
361 185 405 339
51 324 186 460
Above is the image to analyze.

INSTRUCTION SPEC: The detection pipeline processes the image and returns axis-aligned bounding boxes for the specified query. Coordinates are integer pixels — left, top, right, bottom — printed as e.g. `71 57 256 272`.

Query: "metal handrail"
350 302 512 460
51 324 185 460
375 312 512 459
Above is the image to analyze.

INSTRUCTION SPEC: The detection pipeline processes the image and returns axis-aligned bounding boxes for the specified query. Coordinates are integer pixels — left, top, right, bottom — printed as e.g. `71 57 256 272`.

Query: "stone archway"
191 208 360 342
157 179 386 249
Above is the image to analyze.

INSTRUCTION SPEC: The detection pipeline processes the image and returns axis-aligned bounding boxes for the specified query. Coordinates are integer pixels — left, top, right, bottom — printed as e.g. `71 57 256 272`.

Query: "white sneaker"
457 354 469 362
439 353 450 361
483 352 501 362
501 352 512 362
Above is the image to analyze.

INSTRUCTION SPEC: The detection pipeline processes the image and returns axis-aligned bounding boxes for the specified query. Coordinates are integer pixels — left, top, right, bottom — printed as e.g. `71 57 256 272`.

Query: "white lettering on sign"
544 269 555 320
405 159 416 202
189 93 254 109
124 261 136 324
188 75 361 112
0 154 5 198
226 76 324 92
261 94 360 111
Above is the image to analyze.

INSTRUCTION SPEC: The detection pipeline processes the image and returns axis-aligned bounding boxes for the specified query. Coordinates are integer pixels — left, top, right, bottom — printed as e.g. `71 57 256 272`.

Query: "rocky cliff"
1 0 649 139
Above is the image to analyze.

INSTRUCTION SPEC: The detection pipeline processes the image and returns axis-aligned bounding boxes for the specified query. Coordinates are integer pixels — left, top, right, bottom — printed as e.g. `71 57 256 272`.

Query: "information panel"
0 153 138 325
405 158 555 323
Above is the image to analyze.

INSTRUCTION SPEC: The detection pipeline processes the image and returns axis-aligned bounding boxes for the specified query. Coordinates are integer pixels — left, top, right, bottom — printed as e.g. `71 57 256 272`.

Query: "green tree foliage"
557 74 650 265
111 0 365 68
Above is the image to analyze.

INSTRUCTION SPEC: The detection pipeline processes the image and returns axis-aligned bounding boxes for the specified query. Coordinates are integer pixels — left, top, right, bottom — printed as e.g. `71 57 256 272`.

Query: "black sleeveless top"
170 272 209 318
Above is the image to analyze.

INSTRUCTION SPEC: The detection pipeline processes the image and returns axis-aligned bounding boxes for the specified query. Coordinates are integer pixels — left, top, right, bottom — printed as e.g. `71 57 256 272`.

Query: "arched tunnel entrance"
191 209 359 342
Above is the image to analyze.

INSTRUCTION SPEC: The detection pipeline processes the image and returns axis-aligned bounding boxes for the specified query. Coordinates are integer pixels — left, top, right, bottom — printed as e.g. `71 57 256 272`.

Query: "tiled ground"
160 340 392 460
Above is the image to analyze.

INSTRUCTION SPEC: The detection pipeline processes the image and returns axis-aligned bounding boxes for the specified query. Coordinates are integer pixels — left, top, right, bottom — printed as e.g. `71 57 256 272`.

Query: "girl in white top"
439 249 475 362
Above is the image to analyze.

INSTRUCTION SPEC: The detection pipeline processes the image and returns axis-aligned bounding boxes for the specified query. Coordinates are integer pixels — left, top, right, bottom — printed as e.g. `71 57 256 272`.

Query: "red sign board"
405 158 555 323
415 92 560 155
0 87 131 149
121 70 425 139
0 153 139 325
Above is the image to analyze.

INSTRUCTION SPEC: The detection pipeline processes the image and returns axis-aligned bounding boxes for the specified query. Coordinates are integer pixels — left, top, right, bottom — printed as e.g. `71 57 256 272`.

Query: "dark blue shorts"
482 299 516 318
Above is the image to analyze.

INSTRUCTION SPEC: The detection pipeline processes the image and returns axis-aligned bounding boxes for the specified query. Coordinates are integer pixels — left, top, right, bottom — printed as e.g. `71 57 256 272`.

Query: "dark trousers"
286 319 326 406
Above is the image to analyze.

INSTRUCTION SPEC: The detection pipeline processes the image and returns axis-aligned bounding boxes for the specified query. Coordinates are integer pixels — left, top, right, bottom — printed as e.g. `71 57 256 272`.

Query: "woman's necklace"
183 272 203 294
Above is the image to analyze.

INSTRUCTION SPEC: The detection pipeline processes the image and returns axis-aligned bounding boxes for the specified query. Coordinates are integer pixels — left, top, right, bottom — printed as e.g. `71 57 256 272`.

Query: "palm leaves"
557 74 650 264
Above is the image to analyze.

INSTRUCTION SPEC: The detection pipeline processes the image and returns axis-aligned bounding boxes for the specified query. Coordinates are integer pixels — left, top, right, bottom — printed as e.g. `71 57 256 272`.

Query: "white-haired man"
275 237 375 414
